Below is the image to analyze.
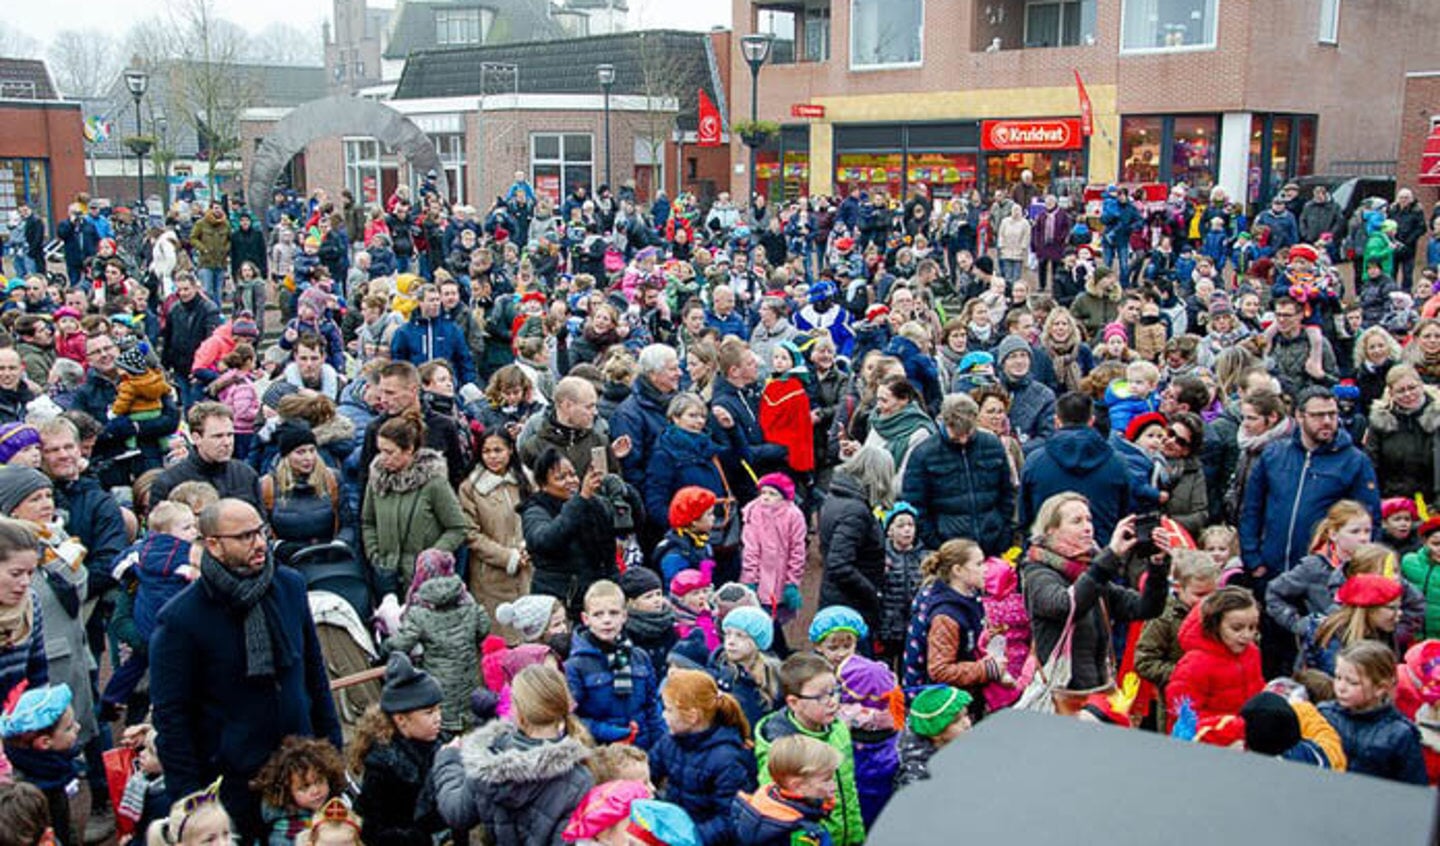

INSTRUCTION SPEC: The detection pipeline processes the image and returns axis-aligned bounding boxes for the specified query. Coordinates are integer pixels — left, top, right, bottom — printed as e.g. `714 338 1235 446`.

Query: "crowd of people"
0 168 1439 846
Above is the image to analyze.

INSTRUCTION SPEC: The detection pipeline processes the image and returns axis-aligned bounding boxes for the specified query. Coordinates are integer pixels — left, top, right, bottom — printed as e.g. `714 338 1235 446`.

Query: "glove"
782 584 802 612
102 417 138 440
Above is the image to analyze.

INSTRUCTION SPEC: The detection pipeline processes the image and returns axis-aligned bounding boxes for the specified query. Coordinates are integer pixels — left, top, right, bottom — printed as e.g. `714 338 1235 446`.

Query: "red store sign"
791 103 826 119
981 119 1084 151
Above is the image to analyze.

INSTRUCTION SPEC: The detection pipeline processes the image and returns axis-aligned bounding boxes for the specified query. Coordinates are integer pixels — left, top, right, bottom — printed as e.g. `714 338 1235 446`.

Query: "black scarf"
199 551 288 679
592 630 636 696
4 742 78 790
625 607 676 647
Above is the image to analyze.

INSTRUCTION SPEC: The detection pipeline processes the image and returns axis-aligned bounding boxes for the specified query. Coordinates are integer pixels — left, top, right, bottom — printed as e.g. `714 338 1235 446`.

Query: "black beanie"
618 566 662 600
380 653 443 714
1240 691 1301 755
974 255 995 276
274 420 318 457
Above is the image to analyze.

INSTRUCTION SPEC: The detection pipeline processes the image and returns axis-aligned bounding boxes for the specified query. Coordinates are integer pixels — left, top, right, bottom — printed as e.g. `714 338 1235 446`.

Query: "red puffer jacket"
1166 604 1263 730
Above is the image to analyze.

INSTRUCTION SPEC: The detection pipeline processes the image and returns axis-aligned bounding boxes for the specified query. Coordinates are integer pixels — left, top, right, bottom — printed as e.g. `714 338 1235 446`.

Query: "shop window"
1296 117 1316 178
1171 116 1218 191
758 9 798 65
805 6 831 63
1318 0 1340 43
532 133 593 205
1120 116 1164 183
908 152 977 199
835 153 903 197
0 159 50 226
1121 0 1219 51
1025 1 1094 47
344 138 383 205
851 0 922 68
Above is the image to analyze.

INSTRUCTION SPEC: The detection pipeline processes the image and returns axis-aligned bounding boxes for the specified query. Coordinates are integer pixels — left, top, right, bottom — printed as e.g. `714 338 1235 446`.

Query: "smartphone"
1134 512 1162 553
590 446 608 476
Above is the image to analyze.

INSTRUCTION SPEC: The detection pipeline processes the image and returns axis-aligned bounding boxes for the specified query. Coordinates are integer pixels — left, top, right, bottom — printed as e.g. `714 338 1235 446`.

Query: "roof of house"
0 57 59 101
383 0 569 60
82 62 326 158
393 28 722 130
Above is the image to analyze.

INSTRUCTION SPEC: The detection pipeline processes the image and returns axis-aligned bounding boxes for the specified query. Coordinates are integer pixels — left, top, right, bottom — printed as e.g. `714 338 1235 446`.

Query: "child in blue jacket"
566 580 666 750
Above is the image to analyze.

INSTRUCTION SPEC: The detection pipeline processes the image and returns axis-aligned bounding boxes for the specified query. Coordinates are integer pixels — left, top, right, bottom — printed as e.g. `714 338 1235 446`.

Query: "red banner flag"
1074 69 1093 138
697 89 722 147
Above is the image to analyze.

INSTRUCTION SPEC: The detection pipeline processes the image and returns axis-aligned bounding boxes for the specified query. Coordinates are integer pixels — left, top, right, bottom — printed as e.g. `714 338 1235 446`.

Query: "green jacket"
754 708 864 846
362 448 469 589
383 574 490 731
1400 548 1440 640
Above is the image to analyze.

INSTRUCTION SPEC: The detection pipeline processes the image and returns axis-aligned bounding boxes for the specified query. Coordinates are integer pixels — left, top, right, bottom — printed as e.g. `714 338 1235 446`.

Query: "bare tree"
122 18 183 71
625 31 704 201
47 29 123 97
166 0 259 194
0 23 42 59
248 21 324 67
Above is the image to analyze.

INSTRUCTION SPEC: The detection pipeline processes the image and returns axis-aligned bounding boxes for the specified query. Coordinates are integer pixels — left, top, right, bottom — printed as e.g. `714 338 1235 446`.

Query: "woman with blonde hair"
432 664 594 843
1363 363 1440 501
1019 492 1170 712
1038 306 1094 395
1354 325 1401 411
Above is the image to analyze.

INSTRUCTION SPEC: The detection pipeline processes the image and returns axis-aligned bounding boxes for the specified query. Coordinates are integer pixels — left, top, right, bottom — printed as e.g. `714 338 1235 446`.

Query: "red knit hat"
1336 574 1403 608
1194 714 1246 747
668 486 717 530
1125 412 1168 443
1420 516 1440 538
1288 243 1320 264
1382 497 1420 521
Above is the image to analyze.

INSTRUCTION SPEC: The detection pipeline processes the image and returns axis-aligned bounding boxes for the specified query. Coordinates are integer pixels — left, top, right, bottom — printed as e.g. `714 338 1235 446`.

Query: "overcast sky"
8 0 731 50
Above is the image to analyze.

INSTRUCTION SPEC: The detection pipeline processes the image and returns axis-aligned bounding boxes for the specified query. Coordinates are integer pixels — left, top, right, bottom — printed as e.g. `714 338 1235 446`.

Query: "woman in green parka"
1401 518 1440 640
362 412 469 597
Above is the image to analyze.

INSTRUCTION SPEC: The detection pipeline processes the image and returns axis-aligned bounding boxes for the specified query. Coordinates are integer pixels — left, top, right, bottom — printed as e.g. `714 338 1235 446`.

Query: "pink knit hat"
1102 322 1129 344
562 781 653 842
755 472 795 502
669 560 715 598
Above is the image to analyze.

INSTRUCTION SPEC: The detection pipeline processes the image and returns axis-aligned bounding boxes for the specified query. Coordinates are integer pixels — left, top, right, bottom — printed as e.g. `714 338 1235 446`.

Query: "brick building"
1399 71 1440 209
0 58 85 234
731 0 1440 208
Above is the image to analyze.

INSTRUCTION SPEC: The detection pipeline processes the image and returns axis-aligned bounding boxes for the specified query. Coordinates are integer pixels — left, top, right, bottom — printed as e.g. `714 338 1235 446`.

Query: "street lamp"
123 68 150 212
596 63 615 191
740 32 774 202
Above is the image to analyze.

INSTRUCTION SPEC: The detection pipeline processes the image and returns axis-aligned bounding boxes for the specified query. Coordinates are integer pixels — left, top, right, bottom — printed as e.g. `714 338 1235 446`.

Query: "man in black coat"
71 332 180 485
160 272 221 408
55 202 97 285
1390 187 1428 289
902 394 1016 556
39 416 128 596
15 200 45 277
149 402 263 512
228 211 268 279
151 498 341 840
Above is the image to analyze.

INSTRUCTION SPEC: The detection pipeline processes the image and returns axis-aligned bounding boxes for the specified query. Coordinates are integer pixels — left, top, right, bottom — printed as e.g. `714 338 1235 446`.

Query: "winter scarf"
1042 334 1085 394
1027 536 1095 583
199 552 285 679
594 631 636 696
2 743 77 790
1236 417 1294 453
670 599 720 651
625 607 676 645
869 404 936 470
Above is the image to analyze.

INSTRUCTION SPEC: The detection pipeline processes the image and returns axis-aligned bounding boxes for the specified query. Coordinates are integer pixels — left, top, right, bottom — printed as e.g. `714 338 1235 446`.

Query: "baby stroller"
308 590 382 743
289 540 373 619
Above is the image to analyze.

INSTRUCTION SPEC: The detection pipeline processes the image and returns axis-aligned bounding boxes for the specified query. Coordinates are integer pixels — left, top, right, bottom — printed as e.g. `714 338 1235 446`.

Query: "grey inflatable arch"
249 96 449 207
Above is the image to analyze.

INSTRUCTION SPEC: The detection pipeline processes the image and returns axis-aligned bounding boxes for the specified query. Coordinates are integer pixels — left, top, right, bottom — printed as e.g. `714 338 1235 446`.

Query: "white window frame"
804 5 831 62
530 133 594 202
344 138 383 205
432 134 466 205
757 8 798 65
1318 0 1340 44
435 8 488 46
1119 0 1220 55
1023 0 1085 48
849 0 924 71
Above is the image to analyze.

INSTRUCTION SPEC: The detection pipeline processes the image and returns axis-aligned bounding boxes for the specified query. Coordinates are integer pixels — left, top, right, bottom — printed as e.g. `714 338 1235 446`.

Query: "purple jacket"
1031 208 1073 262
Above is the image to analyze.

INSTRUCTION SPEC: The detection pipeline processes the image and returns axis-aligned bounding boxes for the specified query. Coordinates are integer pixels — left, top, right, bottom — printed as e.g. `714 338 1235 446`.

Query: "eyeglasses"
1301 410 1339 420
1168 429 1192 449
795 687 839 702
211 524 268 545
1393 383 1424 396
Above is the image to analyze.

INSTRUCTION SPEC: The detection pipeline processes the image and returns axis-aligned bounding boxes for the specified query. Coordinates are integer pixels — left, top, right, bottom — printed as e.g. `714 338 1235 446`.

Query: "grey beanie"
496 594 558 642
996 334 1032 367
0 465 51 516
380 652 443 714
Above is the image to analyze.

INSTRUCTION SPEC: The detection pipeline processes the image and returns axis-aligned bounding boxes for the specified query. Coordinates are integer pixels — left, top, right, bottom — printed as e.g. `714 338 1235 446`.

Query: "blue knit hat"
721 606 773 652
883 501 919 532
958 351 994 373
809 605 868 645
627 800 700 846
0 683 72 736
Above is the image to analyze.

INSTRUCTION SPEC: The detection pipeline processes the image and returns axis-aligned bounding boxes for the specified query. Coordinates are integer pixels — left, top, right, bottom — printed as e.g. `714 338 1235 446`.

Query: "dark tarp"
869 709 1436 845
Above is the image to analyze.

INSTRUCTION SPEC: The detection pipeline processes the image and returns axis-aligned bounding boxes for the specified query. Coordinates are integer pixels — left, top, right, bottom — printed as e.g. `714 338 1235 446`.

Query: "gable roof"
393 29 722 130
383 0 569 60
0 57 59 101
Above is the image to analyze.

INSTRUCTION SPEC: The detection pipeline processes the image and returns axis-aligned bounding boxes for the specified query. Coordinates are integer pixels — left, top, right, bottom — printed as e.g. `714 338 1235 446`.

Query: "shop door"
986 152 1053 198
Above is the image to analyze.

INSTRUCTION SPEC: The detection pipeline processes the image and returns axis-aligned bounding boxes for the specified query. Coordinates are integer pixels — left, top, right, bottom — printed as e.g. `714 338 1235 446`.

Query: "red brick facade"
1399 73 1440 208
0 100 87 223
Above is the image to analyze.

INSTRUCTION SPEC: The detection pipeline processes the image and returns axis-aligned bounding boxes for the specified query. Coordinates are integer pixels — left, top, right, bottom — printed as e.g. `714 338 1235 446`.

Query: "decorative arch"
249 96 448 208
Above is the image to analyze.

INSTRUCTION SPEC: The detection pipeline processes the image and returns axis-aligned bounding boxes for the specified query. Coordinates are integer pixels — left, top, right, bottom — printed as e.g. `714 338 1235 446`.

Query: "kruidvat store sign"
982 119 1085 151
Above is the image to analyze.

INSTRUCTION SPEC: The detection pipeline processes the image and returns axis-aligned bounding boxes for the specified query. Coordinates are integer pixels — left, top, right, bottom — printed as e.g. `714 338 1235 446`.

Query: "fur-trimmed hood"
368 448 448 496
1368 388 1440 435
1084 274 1120 301
313 413 356 447
458 719 590 799
465 468 520 497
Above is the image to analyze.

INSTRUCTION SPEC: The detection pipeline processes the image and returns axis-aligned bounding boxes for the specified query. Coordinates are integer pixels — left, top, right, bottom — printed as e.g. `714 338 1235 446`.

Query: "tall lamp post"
740 33 774 203
596 64 615 191
123 68 150 212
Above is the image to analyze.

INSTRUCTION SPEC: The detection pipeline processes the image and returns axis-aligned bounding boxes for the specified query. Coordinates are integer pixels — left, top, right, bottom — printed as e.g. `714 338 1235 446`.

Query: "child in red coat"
1167 587 1264 730
760 341 814 473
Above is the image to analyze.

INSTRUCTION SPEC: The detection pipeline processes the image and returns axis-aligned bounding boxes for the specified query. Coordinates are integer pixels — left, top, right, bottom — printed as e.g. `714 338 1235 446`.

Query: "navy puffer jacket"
1318 701 1427 785
900 426 1015 556
651 723 757 845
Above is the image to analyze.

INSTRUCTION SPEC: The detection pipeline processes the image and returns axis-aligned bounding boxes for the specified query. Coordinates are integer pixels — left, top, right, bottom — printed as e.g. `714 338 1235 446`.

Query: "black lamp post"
597 63 615 191
740 33 774 202
123 68 150 211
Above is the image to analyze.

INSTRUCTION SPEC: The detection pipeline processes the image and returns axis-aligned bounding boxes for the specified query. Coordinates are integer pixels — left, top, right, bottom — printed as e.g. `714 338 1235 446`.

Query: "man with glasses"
1268 296 1336 396
150 497 342 841
1239 385 1379 677
149 402 262 511
72 332 180 486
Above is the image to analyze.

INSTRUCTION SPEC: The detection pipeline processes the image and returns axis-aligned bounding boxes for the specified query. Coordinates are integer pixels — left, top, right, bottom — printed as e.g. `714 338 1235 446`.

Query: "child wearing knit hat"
352 654 451 844
619 566 677 681
656 486 718 583
740 473 807 622
0 422 41 467
893 686 972 790
562 779 653 844
669 563 719 652
879 502 926 662
715 605 783 728
836 656 902 826
110 341 171 452
1 684 82 845
1097 322 1137 365
496 593 568 648
1381 497 1421 557
810 606 867 671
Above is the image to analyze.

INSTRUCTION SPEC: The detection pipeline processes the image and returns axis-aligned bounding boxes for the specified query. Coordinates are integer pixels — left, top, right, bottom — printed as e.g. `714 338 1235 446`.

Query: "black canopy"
869 710 1435 845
